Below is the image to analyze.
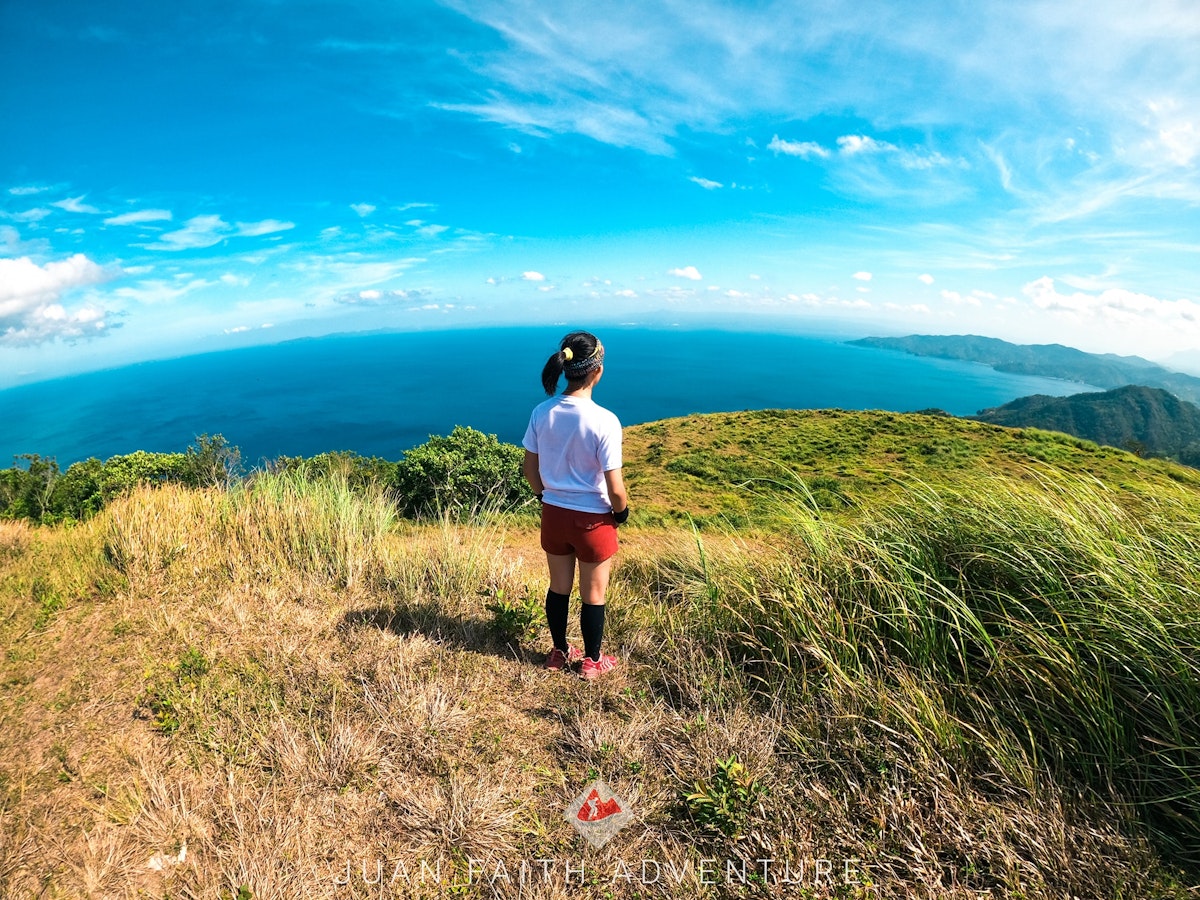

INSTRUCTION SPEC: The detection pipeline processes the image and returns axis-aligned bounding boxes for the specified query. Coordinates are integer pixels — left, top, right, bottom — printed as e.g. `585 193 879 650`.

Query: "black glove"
612 506 629 526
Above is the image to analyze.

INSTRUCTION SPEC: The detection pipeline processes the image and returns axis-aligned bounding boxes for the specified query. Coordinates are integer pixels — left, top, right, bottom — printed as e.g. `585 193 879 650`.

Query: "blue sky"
2 0 1199 385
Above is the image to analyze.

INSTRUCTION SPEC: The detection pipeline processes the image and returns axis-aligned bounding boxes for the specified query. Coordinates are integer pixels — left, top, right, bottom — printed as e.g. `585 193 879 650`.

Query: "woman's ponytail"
541 350 568 395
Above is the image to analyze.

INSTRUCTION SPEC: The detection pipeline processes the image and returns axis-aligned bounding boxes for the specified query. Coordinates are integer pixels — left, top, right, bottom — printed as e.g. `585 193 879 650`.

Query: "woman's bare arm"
604 467 628 513
523 450 544 496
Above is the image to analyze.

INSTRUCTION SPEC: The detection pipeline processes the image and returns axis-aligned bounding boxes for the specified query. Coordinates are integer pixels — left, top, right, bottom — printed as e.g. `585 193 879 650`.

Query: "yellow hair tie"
562 347 574 361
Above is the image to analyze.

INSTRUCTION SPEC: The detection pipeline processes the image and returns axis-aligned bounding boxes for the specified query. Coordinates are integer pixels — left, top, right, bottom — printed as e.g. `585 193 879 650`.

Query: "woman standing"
522 331 629 680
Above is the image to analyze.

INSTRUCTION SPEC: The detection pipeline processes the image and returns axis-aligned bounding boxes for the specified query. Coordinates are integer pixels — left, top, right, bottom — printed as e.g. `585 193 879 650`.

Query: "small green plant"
485 589 542 645
138 646 212 736
31 577 65 629
685 753 766 840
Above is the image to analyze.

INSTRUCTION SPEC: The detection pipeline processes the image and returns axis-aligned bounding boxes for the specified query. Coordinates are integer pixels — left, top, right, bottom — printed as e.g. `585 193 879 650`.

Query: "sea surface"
0 327 1100 467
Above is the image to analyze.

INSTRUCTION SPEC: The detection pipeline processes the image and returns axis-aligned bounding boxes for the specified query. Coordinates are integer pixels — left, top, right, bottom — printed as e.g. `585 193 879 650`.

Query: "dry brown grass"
1 480 1195 899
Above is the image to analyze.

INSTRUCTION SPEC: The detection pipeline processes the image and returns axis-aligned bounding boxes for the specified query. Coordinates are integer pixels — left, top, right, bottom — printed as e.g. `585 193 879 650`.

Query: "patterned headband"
562 340 604 378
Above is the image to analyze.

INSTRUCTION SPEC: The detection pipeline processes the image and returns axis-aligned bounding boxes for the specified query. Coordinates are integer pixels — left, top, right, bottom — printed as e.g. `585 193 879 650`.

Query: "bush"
392 426 530 519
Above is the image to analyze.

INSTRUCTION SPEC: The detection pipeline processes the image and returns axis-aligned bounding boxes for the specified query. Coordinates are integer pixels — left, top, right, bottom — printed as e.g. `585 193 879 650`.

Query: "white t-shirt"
523 394 623 513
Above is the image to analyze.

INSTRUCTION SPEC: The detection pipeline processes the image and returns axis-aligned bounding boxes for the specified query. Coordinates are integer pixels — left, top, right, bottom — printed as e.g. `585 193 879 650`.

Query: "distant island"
973 385 1200 466
851 334 1200 404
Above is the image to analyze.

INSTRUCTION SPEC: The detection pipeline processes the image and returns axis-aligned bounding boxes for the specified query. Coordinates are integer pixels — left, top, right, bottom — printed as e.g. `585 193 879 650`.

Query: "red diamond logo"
566 780 633 847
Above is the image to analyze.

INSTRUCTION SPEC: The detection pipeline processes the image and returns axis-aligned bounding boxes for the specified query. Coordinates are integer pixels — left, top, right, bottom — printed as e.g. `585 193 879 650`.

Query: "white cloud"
939 289 981 306
8 185 48 196
235 219 295 237
146 215 292 249
224 326 250 334
837 135 893 156
6 208 52 223
852 271 872 281
667 265 702 280
51 196 102 214
104 209 173 226
1023 276 1200 326
689 176 723 189
911 304 931 314
538 284 555 292
918 273 935 285
114 278 212 304
834 134 957 171
148 215 230 250
415 223 449 237
522 270 546 281
768 136 830 158
220 273 250 287
350 203 376 217
0 254 112 345
335 287 430 305
748 273 761 280
725 289 747 298
614 289 637 298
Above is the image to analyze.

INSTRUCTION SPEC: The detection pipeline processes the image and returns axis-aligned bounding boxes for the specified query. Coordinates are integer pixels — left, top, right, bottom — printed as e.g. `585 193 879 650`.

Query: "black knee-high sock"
581 603 606 662
545 589 570 652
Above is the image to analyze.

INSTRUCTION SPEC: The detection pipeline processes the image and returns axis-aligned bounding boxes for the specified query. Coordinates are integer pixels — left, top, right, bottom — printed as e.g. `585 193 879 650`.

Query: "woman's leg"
545 552 576 654
578 557 614 662
546 552 576 594
578 557 613 605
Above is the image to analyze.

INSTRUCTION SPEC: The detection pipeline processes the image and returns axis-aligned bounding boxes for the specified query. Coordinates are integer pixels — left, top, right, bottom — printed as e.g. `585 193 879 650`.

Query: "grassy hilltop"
3 410 1200 899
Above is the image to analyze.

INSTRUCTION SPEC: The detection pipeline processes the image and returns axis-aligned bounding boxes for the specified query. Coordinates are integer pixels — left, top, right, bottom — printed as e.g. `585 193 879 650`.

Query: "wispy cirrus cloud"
768 136 829 159
235 219 295 237
51 196 103 214
113 278 214 304
145 215 294 250
336 287 430 305
105 209 173 226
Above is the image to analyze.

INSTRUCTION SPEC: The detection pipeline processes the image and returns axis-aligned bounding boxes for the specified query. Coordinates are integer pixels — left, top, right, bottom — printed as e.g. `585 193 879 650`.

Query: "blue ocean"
0 327 1097 467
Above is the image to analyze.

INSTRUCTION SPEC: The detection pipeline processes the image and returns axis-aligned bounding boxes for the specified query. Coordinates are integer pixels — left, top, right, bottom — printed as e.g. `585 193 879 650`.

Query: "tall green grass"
642 468 1200 867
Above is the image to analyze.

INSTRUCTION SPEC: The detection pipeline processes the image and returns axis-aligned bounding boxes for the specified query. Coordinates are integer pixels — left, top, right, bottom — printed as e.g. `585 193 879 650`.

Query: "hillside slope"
974 385 1200 459
623 407 1200 525
4 412 1200 899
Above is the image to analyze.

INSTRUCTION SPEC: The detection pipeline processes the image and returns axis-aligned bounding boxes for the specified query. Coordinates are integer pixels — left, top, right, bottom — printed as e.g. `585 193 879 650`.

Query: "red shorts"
540 503 619 563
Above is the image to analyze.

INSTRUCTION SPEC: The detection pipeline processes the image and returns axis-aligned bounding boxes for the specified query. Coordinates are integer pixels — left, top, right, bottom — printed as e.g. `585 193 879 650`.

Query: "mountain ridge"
851 333 1200 404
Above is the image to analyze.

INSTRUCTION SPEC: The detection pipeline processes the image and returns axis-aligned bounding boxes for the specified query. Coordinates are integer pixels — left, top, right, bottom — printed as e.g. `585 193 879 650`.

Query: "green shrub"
392 426 530 519
685 753 766 840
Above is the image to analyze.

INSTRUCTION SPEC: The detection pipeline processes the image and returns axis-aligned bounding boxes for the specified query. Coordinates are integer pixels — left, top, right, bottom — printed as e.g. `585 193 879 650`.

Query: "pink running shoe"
544 646 584 671
580 654 618 680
